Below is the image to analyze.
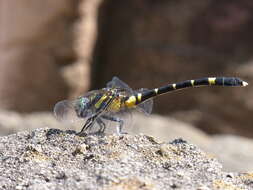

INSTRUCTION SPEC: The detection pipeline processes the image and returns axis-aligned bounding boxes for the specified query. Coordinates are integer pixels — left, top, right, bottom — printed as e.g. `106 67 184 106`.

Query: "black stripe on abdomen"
139 90 157 102
135 77 246 105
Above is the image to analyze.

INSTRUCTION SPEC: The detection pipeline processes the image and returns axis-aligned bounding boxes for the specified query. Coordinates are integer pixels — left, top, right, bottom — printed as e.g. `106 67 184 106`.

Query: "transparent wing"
54 99 86 124
135 88 153 115
54 89 105 124
106 76 133 93
102 111 133 134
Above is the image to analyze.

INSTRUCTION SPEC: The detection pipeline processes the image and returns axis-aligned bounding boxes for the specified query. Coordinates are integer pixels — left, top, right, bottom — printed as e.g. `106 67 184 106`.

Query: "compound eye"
80 97 90 109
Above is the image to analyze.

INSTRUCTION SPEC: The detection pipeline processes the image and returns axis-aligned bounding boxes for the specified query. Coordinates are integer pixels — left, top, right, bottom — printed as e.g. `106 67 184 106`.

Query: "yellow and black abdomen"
124 77 248 107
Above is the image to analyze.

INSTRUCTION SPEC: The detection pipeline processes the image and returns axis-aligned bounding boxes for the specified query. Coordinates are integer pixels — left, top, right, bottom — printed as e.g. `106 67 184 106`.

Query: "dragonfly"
54 76 248 135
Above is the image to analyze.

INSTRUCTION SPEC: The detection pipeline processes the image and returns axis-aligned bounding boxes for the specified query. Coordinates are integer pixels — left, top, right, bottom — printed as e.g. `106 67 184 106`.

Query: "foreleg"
78 116 96 135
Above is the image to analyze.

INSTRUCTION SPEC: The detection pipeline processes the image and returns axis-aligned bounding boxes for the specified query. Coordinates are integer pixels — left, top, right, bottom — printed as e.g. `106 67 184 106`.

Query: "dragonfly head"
75 97 92 118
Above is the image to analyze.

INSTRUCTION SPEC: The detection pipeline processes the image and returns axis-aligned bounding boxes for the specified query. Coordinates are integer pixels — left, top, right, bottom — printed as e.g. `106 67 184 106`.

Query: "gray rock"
0 128 252 190
1 110 253 173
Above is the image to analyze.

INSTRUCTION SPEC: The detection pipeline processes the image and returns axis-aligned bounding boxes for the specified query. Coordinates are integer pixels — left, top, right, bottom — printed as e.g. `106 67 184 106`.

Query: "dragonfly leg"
78 116 96 135
78 94 117 135
101 115 126 135
96 117 106 133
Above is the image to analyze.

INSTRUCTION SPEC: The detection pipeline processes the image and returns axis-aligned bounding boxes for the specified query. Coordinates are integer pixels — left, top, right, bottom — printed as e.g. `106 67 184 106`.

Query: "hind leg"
96 117 106 133
101 115 126 135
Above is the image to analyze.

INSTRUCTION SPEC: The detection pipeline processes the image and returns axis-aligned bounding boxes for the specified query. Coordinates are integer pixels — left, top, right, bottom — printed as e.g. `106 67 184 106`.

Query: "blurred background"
0 0 253 171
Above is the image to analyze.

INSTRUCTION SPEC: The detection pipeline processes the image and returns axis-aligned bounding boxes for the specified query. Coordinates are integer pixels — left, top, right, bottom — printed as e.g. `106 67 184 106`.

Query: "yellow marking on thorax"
191 80 194 86
95 95 108 108
137 93 142 102
172 83 176 89
125 96 136 108
108 98 121 112
208 77 216 85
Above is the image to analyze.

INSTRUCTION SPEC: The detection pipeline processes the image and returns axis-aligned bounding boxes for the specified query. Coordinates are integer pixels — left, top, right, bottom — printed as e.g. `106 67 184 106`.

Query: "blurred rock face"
70 0 102 98
90 0 253 137
0 0 79 112
0 0 253 138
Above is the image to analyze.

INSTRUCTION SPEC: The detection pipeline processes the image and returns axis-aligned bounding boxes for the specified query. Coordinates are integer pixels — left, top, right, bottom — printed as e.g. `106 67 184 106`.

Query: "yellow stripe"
125 96 136 108
154 88 158 94
191 80 194 86
172 83 176 89
137 93 142 102
208 77 216 85
109 98 121 111
95 95 108 108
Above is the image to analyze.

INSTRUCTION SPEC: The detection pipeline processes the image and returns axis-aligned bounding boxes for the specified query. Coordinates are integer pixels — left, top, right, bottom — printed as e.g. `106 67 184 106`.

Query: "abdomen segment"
125 77 248 107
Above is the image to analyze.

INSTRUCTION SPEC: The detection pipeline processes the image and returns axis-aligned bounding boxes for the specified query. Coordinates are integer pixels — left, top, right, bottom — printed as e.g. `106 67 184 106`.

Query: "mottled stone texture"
0 0 80 112
91 0 253 137
0 128 252 189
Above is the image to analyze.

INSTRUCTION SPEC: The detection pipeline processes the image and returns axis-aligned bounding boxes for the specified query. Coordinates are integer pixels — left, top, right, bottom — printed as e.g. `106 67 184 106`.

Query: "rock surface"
1 110 253 172
0 128 252 190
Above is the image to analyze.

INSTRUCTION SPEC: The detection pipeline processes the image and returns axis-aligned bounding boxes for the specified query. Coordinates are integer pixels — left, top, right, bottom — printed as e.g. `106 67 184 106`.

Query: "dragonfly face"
75 96 93 118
